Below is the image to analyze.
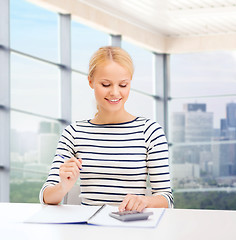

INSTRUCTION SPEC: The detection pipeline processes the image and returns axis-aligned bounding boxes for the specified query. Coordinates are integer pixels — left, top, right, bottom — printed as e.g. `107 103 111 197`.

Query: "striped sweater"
39 117 173 207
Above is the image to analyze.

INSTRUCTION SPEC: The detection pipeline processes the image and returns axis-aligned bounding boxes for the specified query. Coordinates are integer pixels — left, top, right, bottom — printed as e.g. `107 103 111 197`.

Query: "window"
6 0 235 210
71 21 108 73
10 111 61 202
169 51 236 209
11 53 60 118
71 72 96 121
10 0 58 62
126 90 155 120
170 52 236 98
9 0 61 203
122 41 156 121
71 21 109 122
122 41 155 95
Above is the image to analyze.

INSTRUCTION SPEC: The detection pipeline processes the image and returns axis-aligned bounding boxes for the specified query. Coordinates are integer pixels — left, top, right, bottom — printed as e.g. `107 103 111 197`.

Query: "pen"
57 154 65 159
87 204 106 221
57 154 82 170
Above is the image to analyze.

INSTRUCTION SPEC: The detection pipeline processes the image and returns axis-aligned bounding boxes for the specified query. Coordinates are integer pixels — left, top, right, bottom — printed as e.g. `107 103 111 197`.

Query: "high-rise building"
184 103 206 112
219 143 234 176
11 130 38 156
218 103 236 176
39 122 60 134
184 103 213 143
185 111 213 142
171 112 185 143
171 102 213 180
39 133 59 165
170 112 186 164
220 119 228 137
212 143 220 177
38 121 60 165
226 102 236 128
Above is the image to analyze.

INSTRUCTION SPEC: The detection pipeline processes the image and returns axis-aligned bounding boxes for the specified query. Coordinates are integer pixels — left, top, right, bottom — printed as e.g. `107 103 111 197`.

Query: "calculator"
109 210 153 222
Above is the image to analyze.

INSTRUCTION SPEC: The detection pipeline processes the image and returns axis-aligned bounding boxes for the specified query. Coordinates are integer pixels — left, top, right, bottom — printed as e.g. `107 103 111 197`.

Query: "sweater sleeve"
144 119 174 208
39 124 76 204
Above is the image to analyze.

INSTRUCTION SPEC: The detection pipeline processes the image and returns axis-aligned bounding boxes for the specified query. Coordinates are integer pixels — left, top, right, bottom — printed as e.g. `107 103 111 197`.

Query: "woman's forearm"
43 183 68 205
146 194 169 208
43 157 82 205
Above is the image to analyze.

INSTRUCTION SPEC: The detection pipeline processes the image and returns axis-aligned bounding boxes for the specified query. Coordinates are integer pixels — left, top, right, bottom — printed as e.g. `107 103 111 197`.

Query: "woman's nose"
110 86 119 96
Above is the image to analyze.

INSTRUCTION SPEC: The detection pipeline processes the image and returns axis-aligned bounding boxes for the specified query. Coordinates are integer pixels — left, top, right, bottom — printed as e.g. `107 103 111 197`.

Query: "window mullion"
153 53 170 135
0 0 10 202
59 14 72 127
110 34 122 47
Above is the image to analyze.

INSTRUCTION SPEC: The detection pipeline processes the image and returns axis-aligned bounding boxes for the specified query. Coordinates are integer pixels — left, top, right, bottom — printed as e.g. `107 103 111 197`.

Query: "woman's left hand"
119 194 149 212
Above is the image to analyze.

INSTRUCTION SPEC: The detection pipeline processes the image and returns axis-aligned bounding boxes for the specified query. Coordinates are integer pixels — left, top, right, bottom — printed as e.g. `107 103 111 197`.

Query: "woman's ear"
88 76 94 89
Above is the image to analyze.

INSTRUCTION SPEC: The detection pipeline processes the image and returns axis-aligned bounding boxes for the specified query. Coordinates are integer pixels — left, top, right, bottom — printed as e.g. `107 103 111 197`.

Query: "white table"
1 203 236 240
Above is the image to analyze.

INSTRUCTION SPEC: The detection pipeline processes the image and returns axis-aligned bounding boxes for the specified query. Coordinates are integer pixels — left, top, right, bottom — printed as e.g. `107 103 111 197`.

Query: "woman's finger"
119 194 131 212
65 157 82 169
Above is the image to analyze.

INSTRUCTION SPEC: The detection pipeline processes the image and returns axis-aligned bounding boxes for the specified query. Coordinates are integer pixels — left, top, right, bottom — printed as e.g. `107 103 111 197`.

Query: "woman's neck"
91 110 135 124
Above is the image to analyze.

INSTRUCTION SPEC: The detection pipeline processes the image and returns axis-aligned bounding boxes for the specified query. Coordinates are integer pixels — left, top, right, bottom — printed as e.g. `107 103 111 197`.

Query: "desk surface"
1 203 236 240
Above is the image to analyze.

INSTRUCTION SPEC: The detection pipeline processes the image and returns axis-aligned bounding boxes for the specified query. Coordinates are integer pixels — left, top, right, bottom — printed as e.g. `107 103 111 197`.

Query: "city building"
226 103 236 128
219 103 236 176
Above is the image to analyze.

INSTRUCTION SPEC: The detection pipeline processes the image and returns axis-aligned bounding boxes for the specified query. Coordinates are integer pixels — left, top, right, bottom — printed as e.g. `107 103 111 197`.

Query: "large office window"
11 53 60 118
10 111 61 202
10 0 58 62
169 51 236 209
122 41 155 95
8 0 112 203
71 21 109 73
122 41 156 121
9 0 60 202
71 21 109 122
4 0 236 210
71 72 97 122
126 90 156 120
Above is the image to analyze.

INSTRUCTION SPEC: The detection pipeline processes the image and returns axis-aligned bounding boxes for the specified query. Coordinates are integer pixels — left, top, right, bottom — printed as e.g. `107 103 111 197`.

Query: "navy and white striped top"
39 117 173 207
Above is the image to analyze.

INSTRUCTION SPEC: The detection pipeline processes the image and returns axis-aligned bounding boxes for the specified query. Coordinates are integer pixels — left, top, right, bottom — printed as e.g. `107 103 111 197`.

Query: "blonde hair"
88 46 134 79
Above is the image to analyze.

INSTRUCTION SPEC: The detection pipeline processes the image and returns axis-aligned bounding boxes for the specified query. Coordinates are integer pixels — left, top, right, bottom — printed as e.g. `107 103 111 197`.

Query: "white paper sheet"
25 204 165 228
88 205 165 228
25 205 101 224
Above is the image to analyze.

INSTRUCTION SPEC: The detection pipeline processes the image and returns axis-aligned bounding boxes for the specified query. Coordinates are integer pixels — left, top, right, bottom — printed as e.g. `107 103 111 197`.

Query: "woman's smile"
105 98 122 104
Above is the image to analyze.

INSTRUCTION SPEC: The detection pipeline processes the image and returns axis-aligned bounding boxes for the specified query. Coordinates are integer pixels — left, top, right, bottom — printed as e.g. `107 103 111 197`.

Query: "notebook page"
25 205 101 224
88 205 165 228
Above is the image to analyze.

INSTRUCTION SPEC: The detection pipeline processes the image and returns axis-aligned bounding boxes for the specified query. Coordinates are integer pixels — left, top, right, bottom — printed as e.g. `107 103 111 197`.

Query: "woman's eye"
102 84 110 87
120 85 127 88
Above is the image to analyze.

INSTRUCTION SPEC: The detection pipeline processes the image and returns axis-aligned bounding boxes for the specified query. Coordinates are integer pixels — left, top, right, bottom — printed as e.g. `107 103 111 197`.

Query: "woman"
39 46 173 211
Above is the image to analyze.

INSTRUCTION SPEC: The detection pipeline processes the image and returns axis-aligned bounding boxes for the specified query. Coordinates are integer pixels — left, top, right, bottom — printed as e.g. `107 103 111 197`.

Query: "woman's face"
89 61 132 115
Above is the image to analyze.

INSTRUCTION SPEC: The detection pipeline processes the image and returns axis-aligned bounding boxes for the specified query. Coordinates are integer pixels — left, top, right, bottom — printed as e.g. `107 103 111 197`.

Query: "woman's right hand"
59 157 82 192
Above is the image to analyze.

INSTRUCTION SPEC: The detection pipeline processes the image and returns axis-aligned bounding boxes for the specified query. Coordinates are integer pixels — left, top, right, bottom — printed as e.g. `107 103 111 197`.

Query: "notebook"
25 204 165 228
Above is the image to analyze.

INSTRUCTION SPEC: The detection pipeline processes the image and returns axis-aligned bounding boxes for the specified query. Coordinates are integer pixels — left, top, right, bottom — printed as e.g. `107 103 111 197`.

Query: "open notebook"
25 204 165 228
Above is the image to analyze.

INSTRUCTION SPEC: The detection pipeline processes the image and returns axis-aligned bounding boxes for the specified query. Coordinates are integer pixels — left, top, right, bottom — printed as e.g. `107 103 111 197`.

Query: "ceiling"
29 0 236 53
80 0 236 37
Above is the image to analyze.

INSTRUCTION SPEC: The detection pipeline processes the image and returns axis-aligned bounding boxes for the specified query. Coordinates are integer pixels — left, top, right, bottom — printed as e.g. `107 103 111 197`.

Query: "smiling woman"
87 46 134 124
88 59 133 124
40 46 173 211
